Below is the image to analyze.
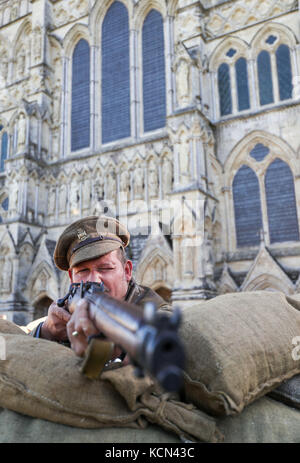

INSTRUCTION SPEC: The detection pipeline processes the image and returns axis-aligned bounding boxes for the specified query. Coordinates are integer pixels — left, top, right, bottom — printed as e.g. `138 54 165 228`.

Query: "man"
30 215 169 359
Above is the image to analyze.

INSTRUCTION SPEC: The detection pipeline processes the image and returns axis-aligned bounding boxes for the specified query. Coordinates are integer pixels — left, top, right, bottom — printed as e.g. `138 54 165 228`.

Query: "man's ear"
124 260 133 282
68 268 73 282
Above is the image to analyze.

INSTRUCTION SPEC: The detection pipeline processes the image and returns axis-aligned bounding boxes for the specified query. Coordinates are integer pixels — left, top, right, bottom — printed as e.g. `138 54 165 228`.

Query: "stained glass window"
235 57 250 111
276 44 293 101
71 39 90 151
257 50 274 105
233 165 263 247
265 159 299 243
102 1 130 143
218 63 232 116
142 9 166 132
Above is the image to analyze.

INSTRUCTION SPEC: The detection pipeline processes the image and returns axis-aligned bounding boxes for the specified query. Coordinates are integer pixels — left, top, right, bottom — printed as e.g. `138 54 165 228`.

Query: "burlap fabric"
0 319 222 443
1 395 300 443
179 291 300 416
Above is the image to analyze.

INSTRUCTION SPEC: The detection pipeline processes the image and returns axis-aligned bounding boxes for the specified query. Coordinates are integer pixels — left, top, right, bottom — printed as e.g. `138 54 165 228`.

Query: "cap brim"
69 240 122 269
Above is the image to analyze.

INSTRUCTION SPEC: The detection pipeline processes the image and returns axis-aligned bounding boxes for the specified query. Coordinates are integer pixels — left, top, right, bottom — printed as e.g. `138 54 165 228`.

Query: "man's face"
68 249 133 301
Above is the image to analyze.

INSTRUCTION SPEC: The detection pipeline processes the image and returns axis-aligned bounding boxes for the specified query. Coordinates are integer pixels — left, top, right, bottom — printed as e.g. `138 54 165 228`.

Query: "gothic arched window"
101 1 130 143
233 165 263 247
0 127 8 172
235 57 250 111
71 39 90 152
142 9 166 132
276 44 293 101
218 63 232 116
257 50 274 105
265 158 299 243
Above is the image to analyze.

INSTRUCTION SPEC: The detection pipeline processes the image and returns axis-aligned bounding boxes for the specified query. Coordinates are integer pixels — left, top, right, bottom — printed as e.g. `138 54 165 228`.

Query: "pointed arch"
250 22 297 53
209 36 250 72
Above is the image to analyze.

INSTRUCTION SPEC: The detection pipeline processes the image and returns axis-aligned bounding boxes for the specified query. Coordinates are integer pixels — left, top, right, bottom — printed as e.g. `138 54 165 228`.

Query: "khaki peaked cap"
54 216 130 270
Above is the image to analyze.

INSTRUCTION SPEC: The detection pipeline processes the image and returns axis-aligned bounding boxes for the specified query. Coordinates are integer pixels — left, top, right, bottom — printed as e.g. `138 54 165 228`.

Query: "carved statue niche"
59 183 67 213
0 247 12 293
148 161 159 199
70 182 79 215
133 165 144 199
162 157 173 196
0 52 8 84
175 58 190 106
33 27 42 63
17 113 26 152
119 169 130 205
16 48 26 79
48 186 56 215
106 172 116 202
178 131 190 184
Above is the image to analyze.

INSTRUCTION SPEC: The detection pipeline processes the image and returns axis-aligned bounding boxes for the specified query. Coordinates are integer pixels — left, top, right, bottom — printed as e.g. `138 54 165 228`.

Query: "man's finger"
52 305 71 322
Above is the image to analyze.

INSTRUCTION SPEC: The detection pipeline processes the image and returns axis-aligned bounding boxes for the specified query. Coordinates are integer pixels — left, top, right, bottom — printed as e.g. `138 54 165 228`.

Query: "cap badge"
77 228 88 242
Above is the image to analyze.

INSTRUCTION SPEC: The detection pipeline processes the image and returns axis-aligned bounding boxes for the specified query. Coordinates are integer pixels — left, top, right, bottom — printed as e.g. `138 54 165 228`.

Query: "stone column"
90 45 98 151
60 56 69 158
165 15 175 114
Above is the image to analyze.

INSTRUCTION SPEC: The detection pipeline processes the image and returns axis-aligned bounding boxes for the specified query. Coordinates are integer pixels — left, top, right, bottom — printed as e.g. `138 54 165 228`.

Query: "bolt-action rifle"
57 281 185 393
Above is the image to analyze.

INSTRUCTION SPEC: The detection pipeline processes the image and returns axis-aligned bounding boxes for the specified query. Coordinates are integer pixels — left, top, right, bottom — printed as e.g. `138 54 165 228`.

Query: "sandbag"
179 291 300 416
0 407 181 443
218 396 300 443
0 319 222 443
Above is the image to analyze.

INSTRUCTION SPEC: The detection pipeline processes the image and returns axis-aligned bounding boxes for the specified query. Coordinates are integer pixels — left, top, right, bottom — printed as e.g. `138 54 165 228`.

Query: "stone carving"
178 132 190 184
162 158 173 196
70 182 79 215
148 163 159 198
0 52 8 84
17 113 26 151
82 177 91 209
0 249 12 293
16 48 26 79
59 184 67 213
10 185 19 212
133 165 144 199
10 5 18 22
48 186 56 215
33 27 42 63
175 59 190 106
106 172 116 202
120 170 129 193
92 179 104 213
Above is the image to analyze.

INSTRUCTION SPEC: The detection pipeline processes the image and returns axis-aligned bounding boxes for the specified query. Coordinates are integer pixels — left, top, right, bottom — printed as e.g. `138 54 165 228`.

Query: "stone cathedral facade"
0 0 300 325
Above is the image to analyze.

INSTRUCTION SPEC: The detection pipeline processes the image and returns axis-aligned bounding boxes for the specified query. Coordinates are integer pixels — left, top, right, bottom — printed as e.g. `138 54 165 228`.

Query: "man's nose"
90 271 102 283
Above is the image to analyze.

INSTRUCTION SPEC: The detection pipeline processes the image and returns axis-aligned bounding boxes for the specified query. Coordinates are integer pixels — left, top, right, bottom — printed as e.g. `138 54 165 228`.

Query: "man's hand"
66 299 99 356
67 299 130 365
40 302 71 341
